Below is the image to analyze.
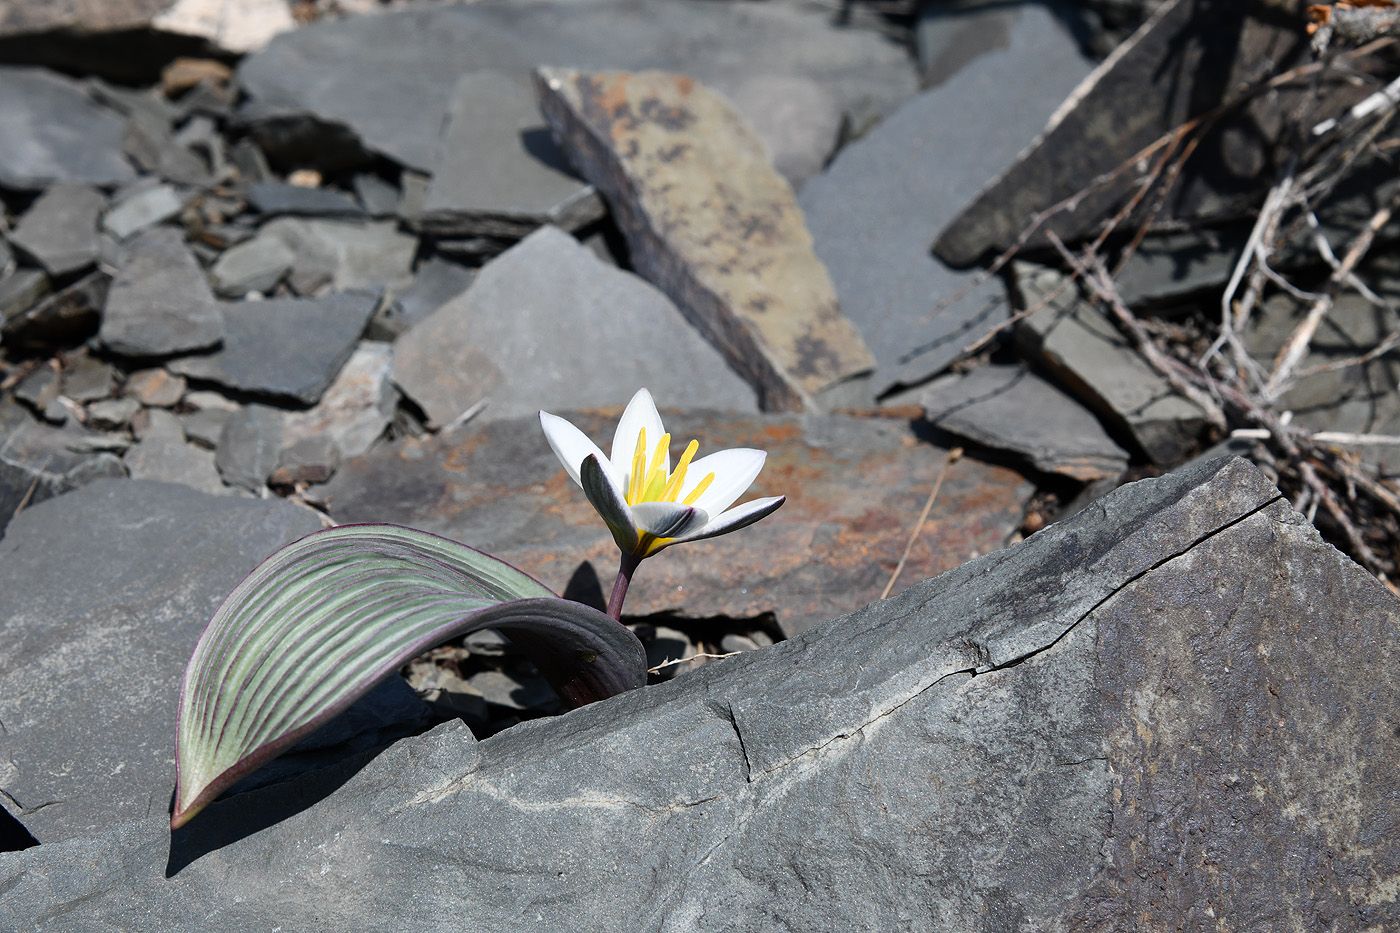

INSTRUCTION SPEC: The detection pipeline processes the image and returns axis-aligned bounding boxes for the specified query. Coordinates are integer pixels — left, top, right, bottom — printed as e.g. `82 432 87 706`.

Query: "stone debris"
8 183 106 276
99 227 224 358
0 67 135 190
538 67 875 411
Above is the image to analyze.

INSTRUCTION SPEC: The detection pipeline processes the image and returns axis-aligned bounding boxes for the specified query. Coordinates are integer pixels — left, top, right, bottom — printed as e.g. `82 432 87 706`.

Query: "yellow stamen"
641 433 671 501
628 428 648 504
659 440 699 502
682 472 715 505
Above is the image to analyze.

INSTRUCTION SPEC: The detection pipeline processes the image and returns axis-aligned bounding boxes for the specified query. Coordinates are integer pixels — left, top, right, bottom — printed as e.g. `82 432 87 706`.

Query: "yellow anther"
641 433 671 501
660 439 700 502
682 472 715 505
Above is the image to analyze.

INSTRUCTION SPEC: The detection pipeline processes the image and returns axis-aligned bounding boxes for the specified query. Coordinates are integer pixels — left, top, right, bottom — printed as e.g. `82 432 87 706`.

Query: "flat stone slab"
8 182 105 276
235 0 917 174
316 408 1033 636
933 0 1363 265
281 340 395 458
171 292 378 406
797 2 1094 394
392 225 757 428
416 71 603 238
0 479 323 842
99 227 224 358
921 365 1129 481
1014 263 1205 463
4 458 1395 932
0 66 135 190
538 68 874 411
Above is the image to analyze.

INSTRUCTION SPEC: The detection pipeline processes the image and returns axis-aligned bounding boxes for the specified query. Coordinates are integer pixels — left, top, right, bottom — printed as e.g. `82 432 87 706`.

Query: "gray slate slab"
171 291 378 406
281 341 395 458
256 217 416 296
798 2 1094 394
4 458 1396 932
123 408 228 495
1 269 107 349
922 365 1129 480
416 71 603 238
0 66 135 190
101 182 186 239
392 225 757 428
208 232 296 297
245 180 365 218
8 182 105 276
0 478 409 844
0 397 125 535
215 403 284 492
1013 263 1205 463
235 0 917 173
99 226 223 358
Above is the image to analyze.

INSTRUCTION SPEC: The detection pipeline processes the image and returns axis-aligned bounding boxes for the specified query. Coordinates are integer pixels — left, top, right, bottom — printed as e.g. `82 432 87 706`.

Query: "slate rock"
369 255 474 340
123 367 187 407
392 225 757 428
798 2 1094 394
87 397 142 430
933 0 1353 264
245 180 365 218
8 182 106 276
1111 226 1246 307
61 353 117 402
101 181 187 239
1 269 108 349
704 72 843 192
208 231 296 297
281 340 394 458
0 268 51 328
921 365 1130 481
0 66 135 190
122 105 213 187
256 217 416 296
416 71 603 238
180 407 233 450
99 227 223 358
269 434 340 486
0 397 126 534
318 409 1032 635
235 0 917 174
6 458 1396 932
171 291 378 406
123 408 228 495
1013 263 1205 463
538 68 875 412
0 479 325 843
215 403 284 492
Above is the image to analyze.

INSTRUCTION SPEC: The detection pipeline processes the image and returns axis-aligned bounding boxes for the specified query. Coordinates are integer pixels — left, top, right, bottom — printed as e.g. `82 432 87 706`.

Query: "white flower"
540 388 784 558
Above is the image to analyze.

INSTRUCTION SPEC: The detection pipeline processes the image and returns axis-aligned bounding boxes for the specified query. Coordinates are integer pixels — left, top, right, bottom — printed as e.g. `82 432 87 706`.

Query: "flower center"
626 428 715 507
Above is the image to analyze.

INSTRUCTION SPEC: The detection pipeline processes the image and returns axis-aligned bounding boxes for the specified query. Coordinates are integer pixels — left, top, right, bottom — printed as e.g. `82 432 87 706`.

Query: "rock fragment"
392 225 757 428
215 403 284 492
123 408 227 495
170 292 378 406
921 365 1129 481
0 66 135 190
8 183 105 276
101 182 186 239
281 340 395 458
416 72 603 238
537 68 874 411
1013 263 1205 463
99 227 223 358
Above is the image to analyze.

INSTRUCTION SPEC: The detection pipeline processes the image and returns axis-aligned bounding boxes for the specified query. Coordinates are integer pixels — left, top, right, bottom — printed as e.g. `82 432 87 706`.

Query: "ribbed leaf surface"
174 523 644 828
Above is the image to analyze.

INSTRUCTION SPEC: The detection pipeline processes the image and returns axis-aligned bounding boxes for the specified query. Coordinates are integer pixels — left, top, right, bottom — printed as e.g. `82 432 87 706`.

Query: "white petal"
631 501 710 539
580 453 639 554
674 496 785 545
610 388 667 483
539 411 612 488
684 448 767 517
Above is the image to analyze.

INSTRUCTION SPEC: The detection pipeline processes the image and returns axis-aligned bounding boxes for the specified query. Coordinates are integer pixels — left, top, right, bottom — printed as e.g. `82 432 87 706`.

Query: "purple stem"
606 551 642 621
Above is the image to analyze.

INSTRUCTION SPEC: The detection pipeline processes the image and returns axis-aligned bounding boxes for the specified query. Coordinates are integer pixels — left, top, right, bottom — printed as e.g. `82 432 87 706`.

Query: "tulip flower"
540 388 784 619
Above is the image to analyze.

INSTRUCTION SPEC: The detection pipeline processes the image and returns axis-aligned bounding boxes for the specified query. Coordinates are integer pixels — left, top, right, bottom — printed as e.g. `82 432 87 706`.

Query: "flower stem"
606 551 642 621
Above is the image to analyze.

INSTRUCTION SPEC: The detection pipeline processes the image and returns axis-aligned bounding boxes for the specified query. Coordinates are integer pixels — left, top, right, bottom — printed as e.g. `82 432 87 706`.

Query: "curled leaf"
173 523 644 828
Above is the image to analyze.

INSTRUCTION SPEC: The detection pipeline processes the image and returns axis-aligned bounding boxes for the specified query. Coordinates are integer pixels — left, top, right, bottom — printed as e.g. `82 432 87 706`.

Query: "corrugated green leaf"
174 523 644 828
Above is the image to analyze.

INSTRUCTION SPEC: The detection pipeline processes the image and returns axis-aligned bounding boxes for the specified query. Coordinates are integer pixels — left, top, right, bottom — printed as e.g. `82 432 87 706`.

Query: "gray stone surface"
0 397 125 534
1014 263 1205 463
393 225 757 428
416 71 603 238
922 365 1130 480
101 182 186 239
538 68 874 412
123 408 227 495
0 66 135 190
8 182 105 276
99 226 223 358
281 340 395 458
798 2 1094 394
171 291 378 406
705 72 843 192
245 180 365 217
235 0 917 174
0 479 322 843
1 269 107 349
370 255 474 340
4 459 1395 932
215 403 284 492
208 231 296 297
258 217 416 296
